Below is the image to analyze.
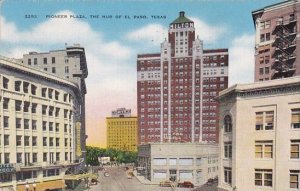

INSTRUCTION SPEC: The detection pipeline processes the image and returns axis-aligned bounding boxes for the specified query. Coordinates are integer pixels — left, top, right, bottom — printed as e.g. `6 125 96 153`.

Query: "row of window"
1 78 73 103
0 152 72 164
223 109 300 133
1 134 72 148
2 116 72 133
224 139 300 160
224 168 300 189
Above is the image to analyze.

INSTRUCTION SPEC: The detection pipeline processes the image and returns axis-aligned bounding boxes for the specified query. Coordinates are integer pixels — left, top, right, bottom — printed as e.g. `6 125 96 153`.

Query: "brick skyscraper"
137 12 229 144
252 0 300 81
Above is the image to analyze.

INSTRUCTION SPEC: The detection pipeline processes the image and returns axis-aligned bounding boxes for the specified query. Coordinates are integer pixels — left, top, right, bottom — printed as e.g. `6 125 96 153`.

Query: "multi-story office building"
106 108 138 151
137 143 218 186
217 76 300 191
252 0 300 81
19 44 88 159
137 11 228 144
0 55 86 190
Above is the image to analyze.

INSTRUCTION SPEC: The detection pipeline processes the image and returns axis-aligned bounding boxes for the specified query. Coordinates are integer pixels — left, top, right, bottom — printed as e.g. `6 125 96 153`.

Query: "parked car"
178 181 194 188
159 180 173 187
91 178 98 185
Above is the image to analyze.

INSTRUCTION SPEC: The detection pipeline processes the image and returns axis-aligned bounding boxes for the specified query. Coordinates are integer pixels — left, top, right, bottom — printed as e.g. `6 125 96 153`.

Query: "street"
88 166 191 191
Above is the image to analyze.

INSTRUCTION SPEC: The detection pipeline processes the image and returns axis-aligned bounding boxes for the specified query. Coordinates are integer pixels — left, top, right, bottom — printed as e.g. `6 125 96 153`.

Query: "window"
255 169 272 187
265 67 269 74
34 58 37 65
43 57 47 64
42 88 47 97
31 103 37 113
16 118 21 129
4 153 10 164
64 109 68 118
65 66 69 74
56 138 60 146
259 68 264 75
255 141 273 159
43 121 47 131
65 152 68 161
15 81 21 92
65 138 68 147
55 108 60 117
4 135 9 146
224 142 232 158
4 116 9 128
291 140 300 159
31 84 37 95
224 167 232 185
55 123 59 132
16 135 22 146
15 100 22 111
291 109 300 129
49 137 53 147
32 136 37 146
255 111 274 130
24 101 30 112
24 136 30 146
3 98 9 109
17 153 22 163
23 82 29 93
224 115 232 133
24 119 29 129
290 170 300 189
49 106 54 116
52 67 56 73
32 153 37 163
265 20 270 29
266 33 270 41
260 34 265 42
52 57 55 64
55 91 59 100
32 120 37 130
42 105 47 115
56 152 60 161
43 137 47 146
49 122 53 131
48 89 53 99
43 153 47 162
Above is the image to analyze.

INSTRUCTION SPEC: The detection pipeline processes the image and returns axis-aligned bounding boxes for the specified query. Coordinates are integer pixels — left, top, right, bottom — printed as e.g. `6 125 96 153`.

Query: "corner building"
106 108 138 152
0 55 86 190
218 76 300 191
20 44 88 159
137 12 229 144
252 0 300 81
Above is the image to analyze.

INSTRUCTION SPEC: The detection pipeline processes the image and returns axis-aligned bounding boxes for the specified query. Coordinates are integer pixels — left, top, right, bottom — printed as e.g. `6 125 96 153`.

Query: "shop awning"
64 173 98 180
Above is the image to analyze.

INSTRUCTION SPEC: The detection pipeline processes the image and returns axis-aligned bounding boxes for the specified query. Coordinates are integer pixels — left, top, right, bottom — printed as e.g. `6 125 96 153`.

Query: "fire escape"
272 13 297 79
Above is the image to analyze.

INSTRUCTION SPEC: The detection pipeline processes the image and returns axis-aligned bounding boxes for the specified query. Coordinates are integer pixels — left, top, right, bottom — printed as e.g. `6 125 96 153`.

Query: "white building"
218 76 300 191
137 143 218 186
0 54 86 191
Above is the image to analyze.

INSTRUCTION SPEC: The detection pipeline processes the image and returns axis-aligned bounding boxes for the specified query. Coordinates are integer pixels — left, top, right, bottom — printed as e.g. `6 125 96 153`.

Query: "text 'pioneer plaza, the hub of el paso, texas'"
25 14 166 19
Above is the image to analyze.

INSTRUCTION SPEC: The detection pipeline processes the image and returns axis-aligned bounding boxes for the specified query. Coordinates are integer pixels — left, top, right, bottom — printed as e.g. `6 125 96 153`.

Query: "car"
104 172 110 177
91 178 98 185
178 181 194 188
159 180 173 187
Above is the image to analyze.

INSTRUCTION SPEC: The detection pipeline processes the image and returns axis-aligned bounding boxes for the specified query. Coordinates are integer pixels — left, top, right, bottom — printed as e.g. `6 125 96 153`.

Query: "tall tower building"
106 108 138 151
137 12 229 144
252 0 300 81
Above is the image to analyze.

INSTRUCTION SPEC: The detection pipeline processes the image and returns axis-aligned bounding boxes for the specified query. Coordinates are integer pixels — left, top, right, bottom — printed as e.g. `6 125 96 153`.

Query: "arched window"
224 115 232 133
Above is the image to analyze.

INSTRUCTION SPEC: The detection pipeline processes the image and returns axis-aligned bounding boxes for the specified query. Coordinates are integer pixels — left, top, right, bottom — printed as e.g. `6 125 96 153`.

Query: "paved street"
88 166 192 191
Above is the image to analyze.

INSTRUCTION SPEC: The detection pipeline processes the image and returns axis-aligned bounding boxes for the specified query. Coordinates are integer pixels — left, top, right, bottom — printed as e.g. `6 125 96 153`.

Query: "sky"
0 0 281 147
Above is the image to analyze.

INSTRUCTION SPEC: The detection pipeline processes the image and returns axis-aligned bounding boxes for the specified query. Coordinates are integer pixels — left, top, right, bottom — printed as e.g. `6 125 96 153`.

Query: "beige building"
20 44 88 160
137 143 218 186
0 55 86 190
218 76 300 191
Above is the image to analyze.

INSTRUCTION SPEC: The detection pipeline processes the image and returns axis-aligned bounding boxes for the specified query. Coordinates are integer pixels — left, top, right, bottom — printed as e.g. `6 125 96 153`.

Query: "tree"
86 146 105 166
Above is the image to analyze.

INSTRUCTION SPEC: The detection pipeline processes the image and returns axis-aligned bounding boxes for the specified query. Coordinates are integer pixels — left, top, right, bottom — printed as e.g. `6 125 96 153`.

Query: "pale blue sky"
0 0 282 146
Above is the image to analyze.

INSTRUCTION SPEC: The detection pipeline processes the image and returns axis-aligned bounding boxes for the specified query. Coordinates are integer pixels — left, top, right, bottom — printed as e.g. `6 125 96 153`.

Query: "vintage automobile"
159 180 173 187
178 181 194 188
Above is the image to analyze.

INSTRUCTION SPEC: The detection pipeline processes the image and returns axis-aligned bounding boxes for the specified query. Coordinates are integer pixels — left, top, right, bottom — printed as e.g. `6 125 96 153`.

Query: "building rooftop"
218 75 300 99
170 11 193 24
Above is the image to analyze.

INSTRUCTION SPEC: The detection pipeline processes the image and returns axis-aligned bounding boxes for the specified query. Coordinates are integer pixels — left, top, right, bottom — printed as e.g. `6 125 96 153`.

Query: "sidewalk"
133 170 157 185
